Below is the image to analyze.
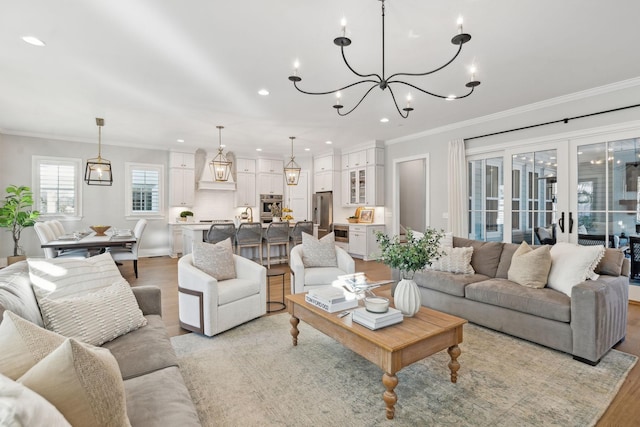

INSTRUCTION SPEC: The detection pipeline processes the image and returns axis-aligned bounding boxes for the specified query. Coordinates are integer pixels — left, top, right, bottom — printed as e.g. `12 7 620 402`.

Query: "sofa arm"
289 246 305 294
131 286 162 317
336 246 355 275
570 275 628 364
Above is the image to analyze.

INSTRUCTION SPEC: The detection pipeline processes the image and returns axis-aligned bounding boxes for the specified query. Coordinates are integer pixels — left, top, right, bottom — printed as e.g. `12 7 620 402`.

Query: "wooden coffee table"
286 289 467 420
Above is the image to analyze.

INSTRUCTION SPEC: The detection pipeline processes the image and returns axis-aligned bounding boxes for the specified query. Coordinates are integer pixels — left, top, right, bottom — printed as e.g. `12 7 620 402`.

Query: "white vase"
394 278 421 317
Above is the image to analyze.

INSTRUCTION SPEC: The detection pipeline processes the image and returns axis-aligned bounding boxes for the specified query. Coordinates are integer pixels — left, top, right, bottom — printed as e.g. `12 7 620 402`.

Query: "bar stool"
206 223 236 246
263 222 290 268
235 222 263 264
289 220 314 247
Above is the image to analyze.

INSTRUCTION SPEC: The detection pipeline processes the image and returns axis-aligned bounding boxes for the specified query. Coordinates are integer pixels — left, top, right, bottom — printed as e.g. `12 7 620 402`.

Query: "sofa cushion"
124 366 201 427
453 237 504 277
302 232 338 268
18 338 131 427
427 247 475 274
102 315 179 381
192 239 237 281
594 248 625 277
465 278 571 322
414 270 489 297
495 243 520 279
0 373 71 427
507 242 552 288
0 311 66 380
0 261 43 327
37 279 147 347
547 243 605 296
304 267 347 286
217 277 261 305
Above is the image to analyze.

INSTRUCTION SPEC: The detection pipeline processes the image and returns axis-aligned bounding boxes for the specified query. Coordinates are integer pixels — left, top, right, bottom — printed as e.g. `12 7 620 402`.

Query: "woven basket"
347 218 358 223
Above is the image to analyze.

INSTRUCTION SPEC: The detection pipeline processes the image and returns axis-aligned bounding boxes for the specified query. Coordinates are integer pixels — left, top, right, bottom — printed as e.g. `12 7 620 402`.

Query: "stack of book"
352 307 403 330
304 287 358 313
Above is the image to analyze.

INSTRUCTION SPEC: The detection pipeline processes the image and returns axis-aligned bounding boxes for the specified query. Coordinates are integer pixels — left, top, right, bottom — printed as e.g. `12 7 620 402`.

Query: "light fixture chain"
381 0 386 82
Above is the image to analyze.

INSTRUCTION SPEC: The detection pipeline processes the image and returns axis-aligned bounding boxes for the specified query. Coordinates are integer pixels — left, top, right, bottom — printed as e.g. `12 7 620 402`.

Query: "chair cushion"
217 278 261 306
414 270 488 297
18 338 131 427
507 242 552 289
304 267 347 287
192 239 236 281
301 232 337 268
547 242 605 296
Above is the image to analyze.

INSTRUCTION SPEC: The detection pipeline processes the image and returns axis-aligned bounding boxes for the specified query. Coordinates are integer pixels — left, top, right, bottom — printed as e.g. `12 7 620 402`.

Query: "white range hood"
197 151 236 191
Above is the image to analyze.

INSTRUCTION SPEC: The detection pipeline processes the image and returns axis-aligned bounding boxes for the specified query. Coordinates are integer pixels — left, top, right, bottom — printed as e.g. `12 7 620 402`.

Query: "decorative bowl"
90 225 111 236
364 296 390 313
347 217 358 223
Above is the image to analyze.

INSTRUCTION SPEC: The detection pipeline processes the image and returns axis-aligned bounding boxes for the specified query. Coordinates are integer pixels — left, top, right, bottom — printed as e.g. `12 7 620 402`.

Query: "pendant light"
84 118 113 186
209 125 232 182
284 136 301 185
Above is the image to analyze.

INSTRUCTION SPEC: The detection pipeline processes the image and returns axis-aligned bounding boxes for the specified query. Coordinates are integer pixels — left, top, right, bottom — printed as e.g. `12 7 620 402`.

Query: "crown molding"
386 77 640 145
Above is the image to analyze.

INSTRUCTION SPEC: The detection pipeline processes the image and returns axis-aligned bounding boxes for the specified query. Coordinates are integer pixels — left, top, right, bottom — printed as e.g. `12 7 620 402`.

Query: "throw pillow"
0 311 66 380
0 373 71 427
301 232 338 268
192 238 237 281
507 242 552 288
38 279 147 347
547 242 605 296
428 247 475 274
594 248 625 277
28 252 124 300
18 338 131 427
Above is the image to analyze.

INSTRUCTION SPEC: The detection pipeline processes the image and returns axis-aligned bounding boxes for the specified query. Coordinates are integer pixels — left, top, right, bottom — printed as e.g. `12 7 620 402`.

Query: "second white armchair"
289 244 355 294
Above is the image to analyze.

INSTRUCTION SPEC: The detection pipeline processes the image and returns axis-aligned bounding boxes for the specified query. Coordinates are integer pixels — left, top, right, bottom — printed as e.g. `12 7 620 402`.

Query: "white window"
32 156 83 219
125 162 164 218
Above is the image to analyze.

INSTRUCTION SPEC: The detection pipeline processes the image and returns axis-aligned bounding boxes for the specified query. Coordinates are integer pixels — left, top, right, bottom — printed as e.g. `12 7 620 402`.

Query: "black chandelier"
288 0 481 118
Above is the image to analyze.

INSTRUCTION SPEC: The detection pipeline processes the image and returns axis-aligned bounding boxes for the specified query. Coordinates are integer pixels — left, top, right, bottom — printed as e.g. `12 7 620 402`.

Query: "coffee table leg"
289 316 300 346
382 372 398 420
447 344 461 383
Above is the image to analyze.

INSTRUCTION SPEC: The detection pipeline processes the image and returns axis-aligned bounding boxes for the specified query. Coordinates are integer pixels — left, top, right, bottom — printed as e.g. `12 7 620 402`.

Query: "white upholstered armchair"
177 253 267 337
289 245 355 294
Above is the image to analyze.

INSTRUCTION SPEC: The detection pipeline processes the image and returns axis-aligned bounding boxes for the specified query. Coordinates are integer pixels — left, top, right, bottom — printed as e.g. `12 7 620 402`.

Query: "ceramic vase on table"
394 277 421 317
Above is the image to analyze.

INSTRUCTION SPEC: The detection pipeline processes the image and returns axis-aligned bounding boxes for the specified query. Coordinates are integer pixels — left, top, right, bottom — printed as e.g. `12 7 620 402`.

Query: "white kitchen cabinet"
235 172 256 207
366 147 384 165
348 150 367 169
257 172 284 195
365 165 384 206
169 151 195 169
314 155 334 173
169 224 184 258
257 158 283 174
169 167 195 207
236 158 256 173
348 224 385 261
314 170 334 193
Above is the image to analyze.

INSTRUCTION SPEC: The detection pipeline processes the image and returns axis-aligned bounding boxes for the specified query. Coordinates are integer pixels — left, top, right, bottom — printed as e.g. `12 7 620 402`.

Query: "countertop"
334 222 385 227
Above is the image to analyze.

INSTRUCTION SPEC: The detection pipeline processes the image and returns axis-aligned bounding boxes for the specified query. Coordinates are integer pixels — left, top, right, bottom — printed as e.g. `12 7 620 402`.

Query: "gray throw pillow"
507 242 552 289
594 248 624 276
301 232 338 268
192 238 237 280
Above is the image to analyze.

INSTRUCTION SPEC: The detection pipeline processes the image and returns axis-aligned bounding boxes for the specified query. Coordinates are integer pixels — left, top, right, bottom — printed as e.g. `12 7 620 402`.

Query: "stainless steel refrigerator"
312 191 333 238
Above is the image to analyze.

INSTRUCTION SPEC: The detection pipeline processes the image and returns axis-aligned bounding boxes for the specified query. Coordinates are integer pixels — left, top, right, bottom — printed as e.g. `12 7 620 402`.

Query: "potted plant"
0 185 40 264
374 228 444 316
179 210 194 222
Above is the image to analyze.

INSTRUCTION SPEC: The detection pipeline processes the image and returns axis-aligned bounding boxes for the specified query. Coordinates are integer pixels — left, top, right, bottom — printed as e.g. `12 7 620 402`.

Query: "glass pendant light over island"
209 125 232 182
284 136 301 186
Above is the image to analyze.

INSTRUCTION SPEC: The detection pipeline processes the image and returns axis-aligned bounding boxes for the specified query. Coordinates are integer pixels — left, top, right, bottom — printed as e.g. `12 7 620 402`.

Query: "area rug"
171 314 636 427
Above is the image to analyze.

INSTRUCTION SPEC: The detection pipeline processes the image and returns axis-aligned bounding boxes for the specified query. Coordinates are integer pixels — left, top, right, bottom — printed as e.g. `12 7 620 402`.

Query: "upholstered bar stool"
263 222 290 268
235 222 263 264
289 220 314 248
206 223 236 246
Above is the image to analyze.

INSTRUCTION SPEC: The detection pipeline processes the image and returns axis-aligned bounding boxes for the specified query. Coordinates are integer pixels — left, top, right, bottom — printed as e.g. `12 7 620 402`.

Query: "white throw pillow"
18 338 131 427
38 279 147 346
28 252 124 300
192 238 237 281
547 242 605 296
301 232 338 268
0 311 66 380
428 246 475 274
0 373 71 427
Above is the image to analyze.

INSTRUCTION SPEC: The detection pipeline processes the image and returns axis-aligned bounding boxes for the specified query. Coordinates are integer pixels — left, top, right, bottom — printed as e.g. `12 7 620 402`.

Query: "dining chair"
34 222 88 259
289 221 314 248
109 219 147 278
46 220 66 238
206 223 236 245
262 222 290 268
235 222 263 264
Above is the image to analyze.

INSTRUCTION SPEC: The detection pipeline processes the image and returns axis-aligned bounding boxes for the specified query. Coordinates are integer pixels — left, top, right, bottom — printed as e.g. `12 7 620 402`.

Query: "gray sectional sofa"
395 237 629 365
0 260 201 426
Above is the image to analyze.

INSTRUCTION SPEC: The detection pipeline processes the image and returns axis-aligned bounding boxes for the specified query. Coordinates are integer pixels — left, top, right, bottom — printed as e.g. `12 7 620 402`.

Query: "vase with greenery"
179 210 194 222
0 185 40 259
375 228 444 316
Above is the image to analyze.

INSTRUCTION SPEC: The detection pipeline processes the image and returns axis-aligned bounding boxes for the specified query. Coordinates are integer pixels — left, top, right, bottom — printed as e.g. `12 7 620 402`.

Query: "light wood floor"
121 256 640 426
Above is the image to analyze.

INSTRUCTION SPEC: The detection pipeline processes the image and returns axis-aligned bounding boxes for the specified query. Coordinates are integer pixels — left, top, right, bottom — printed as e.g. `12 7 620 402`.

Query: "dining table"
41 231 137 252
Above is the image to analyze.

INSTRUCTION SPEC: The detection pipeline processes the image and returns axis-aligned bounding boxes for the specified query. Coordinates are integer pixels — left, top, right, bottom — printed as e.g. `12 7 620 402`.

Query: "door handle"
559 212 565 233
569 212 574 234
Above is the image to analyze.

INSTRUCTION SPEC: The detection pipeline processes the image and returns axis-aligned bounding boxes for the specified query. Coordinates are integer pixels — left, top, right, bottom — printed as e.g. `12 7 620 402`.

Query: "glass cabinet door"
349 170 356 204
358 169 366 204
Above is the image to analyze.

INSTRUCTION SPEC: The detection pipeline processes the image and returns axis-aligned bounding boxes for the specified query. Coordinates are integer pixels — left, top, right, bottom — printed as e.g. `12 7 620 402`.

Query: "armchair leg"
133 260 138 278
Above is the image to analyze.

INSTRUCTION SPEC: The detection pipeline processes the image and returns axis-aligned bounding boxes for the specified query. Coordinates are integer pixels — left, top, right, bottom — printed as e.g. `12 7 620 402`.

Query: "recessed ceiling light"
256 148 262 152
177 139 184 143
258 89 269 96
325 141 332 145
22 36 45 47
380 118 389 123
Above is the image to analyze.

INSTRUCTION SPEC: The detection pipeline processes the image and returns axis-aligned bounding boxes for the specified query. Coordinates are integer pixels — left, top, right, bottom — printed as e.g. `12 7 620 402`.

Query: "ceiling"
1 0 640 158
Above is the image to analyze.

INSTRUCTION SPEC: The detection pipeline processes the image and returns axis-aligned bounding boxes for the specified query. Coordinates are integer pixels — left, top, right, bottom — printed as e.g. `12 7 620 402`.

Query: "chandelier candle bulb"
457 16 464 34
341 17 347 37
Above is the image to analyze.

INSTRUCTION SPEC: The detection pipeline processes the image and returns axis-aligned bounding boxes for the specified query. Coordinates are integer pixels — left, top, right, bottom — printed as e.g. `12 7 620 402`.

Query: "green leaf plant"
0 185 40 256
374 227 444 280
